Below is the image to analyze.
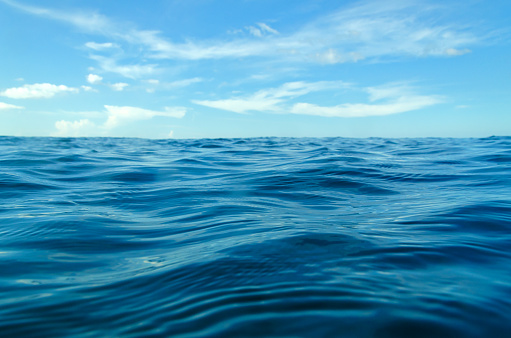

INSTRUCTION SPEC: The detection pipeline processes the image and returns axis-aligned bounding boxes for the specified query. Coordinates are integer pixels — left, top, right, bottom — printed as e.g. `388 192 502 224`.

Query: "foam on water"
1 136 510 337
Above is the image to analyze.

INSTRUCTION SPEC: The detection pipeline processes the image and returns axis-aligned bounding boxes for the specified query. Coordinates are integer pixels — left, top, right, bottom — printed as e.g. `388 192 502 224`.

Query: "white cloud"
290 96 440 117
246 26 262 38
195 97 282 114
195 81 441 117
85 41 116 50
144 77 203 93
0 102 24 110
258 23 279 35
53 119 97 137
167 77 203 88
231 23 279 39
110 82 128 91
1 0 111 34
81 85 96 92
86 73 103 84
3 0 480 65
140 2 477 61
194 81 347 114
103 105 185 129
315 49 365 64
90 55 156 79
445 48 471 56
52 105 187 136
290 83 443 117
0 83 78 99
316 49 344 64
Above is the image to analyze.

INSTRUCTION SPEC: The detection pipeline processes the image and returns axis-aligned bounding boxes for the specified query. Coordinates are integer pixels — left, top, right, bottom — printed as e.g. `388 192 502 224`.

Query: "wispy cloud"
110 83 129 91
3 0 480 66
89 55 157 79
0 102 24 110
292 83 443 117
445 48 471 56
81 85 96 92
85 41 117 50
103 105 185 129
0 83 78 99
144 77 203 93
1 0 111 33
246 23 279 37
194 81 348 114
194 81 442 117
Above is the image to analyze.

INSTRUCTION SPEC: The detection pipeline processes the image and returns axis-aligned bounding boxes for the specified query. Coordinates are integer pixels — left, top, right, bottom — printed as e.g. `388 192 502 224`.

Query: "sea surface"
1 136 510 337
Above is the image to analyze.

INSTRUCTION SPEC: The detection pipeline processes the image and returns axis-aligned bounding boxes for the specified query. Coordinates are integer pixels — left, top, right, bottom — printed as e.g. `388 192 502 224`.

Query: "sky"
0 0 510 139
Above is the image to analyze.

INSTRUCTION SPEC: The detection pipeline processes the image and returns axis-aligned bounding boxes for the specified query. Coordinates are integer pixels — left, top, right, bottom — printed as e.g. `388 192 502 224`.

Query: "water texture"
1 136 510 337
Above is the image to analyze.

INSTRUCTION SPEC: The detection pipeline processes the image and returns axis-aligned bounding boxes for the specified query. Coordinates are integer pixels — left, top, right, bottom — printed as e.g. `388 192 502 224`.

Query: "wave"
0 136 510 336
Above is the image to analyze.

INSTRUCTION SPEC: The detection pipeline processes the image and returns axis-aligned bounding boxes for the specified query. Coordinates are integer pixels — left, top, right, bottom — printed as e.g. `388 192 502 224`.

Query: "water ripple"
1 136 510 337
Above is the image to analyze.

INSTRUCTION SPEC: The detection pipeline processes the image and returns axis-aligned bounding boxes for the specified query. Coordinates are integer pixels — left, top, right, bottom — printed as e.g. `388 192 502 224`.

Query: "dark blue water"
1 136 510 337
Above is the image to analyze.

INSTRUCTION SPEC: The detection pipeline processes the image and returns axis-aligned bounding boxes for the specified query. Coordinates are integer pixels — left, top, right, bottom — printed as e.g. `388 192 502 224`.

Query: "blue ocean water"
1 136 510 337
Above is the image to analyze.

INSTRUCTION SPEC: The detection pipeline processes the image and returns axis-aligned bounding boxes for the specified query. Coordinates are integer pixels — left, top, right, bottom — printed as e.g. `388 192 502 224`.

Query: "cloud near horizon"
0 102 24 110
53 119 97 137
104 105 186 129
194 82 442 117
53 105 187 137
0 83 79 99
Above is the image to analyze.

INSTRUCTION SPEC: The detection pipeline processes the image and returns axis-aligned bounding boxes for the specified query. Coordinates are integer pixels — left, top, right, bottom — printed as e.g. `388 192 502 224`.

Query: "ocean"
1 136 510 337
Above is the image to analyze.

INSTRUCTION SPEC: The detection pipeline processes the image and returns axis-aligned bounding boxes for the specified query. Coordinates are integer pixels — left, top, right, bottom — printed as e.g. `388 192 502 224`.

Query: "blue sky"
0 0 509 139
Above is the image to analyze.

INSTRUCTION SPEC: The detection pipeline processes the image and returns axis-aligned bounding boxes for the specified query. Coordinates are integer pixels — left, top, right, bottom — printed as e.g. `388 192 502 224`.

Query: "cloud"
0 102 24 110
445 48 471 56
139 1 477 61
89 55 156 78
144 77 203 93
0 83 78 99
290 96 440 117
195 81 441 117
110 82 128 91
195 97 282 114
53 119 97 137
245 23 278 38
194 81 348 114
52 105 187 136
167 77 203 88
246 26 262 38
258 23 279 35
81 85 96 92
290 83 443 117
3 0 480 65
86 73 103 84
103 105 185 129
315 49 365 64
85 41 116 50
1 0 111 34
